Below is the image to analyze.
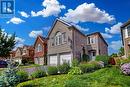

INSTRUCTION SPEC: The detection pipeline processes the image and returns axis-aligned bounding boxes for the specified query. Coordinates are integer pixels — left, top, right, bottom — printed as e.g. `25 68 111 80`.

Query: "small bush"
17 70 28 82
115 58 130 66
68 67 82 75
72 58 79 67
108 58 116 65
31 70 46 79
79 61 103 73
121 63 130 75
47 66 58 75
95 55 110 66
57 63 70 74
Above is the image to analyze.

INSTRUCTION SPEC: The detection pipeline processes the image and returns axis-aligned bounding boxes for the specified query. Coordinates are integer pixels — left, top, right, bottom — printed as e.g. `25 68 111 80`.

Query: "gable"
47 19 72 38
48 20 72 39
34 37 44 49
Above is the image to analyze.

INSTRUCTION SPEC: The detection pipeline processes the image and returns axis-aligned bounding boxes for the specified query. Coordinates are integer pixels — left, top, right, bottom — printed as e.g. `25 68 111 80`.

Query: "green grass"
17 67 130 87
19 64 41 69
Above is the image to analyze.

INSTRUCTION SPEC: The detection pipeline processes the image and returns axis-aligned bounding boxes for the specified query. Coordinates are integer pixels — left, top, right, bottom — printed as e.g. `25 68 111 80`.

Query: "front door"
91 51 96 61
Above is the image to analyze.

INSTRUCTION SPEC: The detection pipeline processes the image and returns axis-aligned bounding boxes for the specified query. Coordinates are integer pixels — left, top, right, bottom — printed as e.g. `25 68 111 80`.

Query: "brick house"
121 19 130 58
14 46 34 64
34 35 47 65
86 32 108 60
47 19 108 66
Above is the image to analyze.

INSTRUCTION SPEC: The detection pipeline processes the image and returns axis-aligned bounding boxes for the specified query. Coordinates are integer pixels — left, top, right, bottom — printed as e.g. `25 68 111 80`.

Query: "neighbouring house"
47 19 88 66
14 47 23 64
121 19 130 58
34 35 47 65
22 45 34 62
10 51 16 58
14 45 34 64
86 32 108 60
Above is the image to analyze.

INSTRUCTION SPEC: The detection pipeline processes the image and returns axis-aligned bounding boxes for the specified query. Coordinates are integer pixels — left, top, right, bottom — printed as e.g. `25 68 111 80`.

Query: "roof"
86 32 108 46
120 19 130 45
34 35 47 46
47 18 86 38
121 19 130 28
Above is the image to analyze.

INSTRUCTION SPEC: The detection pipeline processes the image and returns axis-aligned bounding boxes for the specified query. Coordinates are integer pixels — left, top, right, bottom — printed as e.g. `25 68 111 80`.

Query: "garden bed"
17 67 130 87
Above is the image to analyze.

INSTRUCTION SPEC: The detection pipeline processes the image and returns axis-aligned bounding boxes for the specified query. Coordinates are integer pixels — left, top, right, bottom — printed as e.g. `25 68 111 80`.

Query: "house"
47 19 108 66
14 47 23 64
22 45 34 62
47 19 88 66
34 35 47 65
14 45 34 64
121 19 130 58
10 51 16 58
86 32 108 60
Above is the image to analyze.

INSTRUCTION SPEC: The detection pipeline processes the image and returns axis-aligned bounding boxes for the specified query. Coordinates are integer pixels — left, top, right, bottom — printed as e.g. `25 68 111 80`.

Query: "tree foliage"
0 29 15 58
110 53 118 58
118 47 124 57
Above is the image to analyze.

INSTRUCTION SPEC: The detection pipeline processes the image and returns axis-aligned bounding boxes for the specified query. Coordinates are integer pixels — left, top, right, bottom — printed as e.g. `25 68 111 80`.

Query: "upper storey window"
52 31 67 46
88 37 95 44
36 44 42 52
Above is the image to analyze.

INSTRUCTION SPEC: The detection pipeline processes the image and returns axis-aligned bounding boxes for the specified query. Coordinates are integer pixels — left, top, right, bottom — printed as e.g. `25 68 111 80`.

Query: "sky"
1 0 130 55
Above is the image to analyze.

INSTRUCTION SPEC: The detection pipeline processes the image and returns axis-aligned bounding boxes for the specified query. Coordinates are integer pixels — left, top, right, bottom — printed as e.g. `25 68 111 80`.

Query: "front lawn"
17 67 130 87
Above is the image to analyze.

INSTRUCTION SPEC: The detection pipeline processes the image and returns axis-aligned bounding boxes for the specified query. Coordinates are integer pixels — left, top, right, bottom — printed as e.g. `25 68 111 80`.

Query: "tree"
0 29 15 58
110 53 118 58
118 47 124 57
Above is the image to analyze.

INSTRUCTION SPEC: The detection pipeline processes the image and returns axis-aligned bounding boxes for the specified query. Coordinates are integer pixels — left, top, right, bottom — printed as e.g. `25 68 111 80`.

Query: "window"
127 25 130 36
88 37 95 44
62 32 66 44
36 44 42 52
88 37 90 44
92 52 96 56
52 32 67 46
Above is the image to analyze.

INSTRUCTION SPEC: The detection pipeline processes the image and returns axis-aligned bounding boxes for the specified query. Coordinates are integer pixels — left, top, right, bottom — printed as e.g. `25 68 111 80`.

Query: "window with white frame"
52 32 67 46
127 25 130 36
88 37 95 44
36 44 42 52
62 32 66 44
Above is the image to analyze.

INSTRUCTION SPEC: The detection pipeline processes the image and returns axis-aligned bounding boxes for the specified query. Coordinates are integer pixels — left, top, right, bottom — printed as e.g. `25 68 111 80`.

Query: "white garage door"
50 55 58 65
60 53 71 65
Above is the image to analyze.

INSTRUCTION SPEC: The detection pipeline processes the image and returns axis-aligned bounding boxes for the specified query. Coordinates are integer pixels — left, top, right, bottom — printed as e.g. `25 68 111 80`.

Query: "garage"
49 55 58 65
60 53 72 65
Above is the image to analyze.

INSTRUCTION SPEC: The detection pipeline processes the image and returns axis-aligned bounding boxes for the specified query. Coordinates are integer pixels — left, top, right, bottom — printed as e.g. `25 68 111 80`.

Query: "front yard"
17 67 130 87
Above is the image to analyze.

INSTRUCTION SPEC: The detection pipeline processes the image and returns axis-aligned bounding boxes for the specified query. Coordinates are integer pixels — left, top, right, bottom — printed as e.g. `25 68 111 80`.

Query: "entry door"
91 51 96 61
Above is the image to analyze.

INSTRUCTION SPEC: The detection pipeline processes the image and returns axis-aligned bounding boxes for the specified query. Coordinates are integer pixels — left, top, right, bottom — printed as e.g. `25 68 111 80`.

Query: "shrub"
121 63 130 75
95 55 110 66
68 67 82 75
47 66 58 75
109 58 116 65
79 61 103 73
115 58 130 66
31 70 46 79
22 59 28 65
0 61 19 87
72 58 79 67
17 70 28 82
120 58 130 65
57 63 70 74
82 54 90 62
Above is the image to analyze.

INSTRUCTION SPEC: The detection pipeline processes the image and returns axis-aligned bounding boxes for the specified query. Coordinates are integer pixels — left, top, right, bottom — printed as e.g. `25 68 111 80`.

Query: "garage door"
60 53 72 65
50 55 58 65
